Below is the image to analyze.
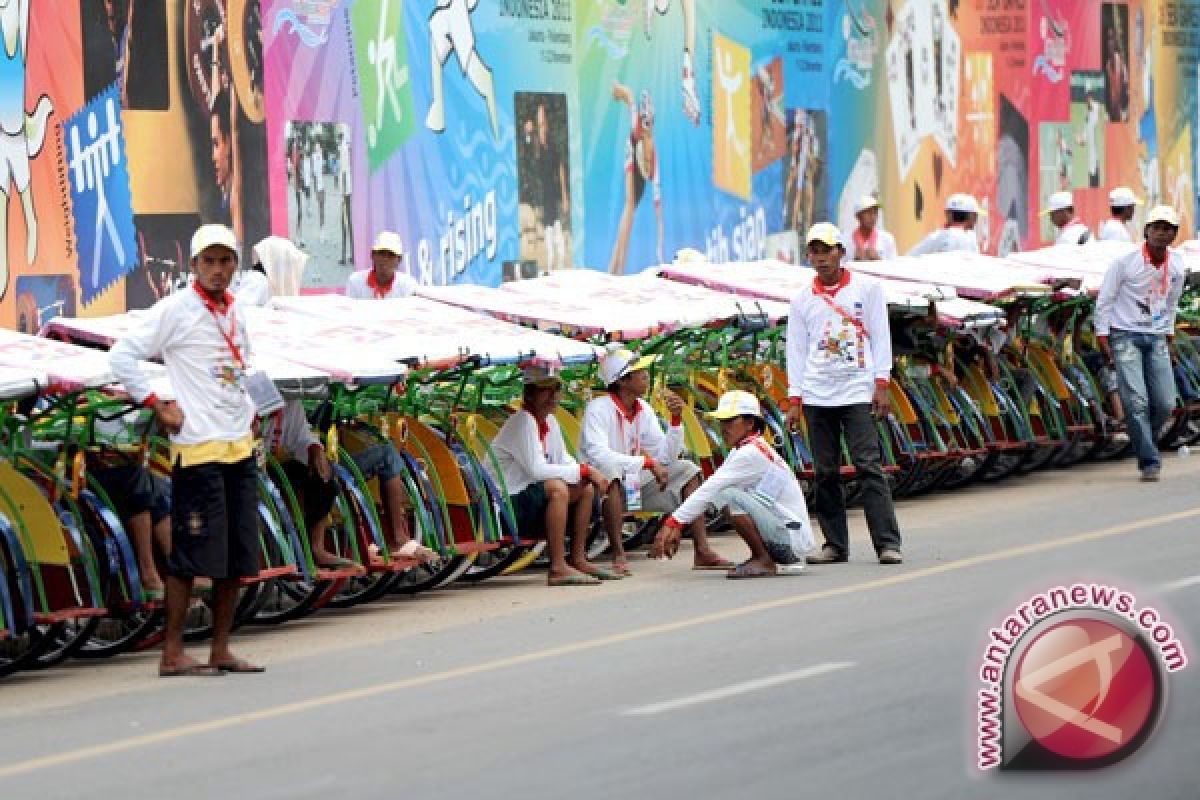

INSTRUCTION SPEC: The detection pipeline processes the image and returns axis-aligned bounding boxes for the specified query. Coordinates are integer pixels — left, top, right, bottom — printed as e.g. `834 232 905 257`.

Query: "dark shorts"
90 462 171 526
511 482 548 541
351 444 405 483
169 457 260 579
281 459 337 529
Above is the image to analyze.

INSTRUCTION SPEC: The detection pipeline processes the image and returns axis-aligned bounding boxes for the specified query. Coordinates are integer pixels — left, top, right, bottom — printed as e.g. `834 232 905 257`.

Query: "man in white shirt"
652 391 813 578
1097 186 1141 242
110 224 265 677
1043 190 1092 244
345 231 418 299
848 195 898 261
784 223 903 565
1094 205 1187 481
908 193 983 255
488 365 613 585
579 346 734 575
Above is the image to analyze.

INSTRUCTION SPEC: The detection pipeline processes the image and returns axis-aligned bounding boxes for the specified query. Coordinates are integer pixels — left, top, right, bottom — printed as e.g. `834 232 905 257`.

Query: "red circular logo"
1013 617 1158 761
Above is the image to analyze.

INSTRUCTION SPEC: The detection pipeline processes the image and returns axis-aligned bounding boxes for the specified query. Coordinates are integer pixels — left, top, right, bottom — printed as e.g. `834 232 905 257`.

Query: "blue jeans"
1111 330 1178 469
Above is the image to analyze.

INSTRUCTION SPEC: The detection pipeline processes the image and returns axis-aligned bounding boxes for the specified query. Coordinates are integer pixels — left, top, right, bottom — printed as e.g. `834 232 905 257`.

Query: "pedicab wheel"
502 541 546 575
937 454 988 490
181 582 265 642
30 618 99 669
460 544 530 583
390 554 473 595
0 624 59 677
979 447 1028 482
1017 441 1061 473
76 609 163 659
326 571 398 608
251 576 328 624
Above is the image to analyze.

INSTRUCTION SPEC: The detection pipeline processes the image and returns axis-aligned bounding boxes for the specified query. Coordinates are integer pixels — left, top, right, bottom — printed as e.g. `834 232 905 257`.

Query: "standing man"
579 346 733 575
848 195 897 261
785 223 903 565
1043 190 1092 244
908 194 983 255
110 224 266 676
345 231 417 299
534 103 568 271
1094 205 1186 481
1098 187 1141 242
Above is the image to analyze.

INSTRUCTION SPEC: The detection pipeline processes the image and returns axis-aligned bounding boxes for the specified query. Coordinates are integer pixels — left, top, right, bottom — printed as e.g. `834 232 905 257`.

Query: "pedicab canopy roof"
1005 241 1199 294
44 312 336 388
657 259 934 313
419 271 787 341
846 252 1055 302
0 364 47 401
270 294 598 368
0 328 116 392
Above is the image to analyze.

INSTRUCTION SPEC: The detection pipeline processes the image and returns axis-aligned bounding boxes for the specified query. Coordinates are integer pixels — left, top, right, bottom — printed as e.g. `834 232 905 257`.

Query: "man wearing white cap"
651 391 814 578
1098 187 1142 242
489 365 615 585
1095 205 1187 481
1043 190 1092 245
345 231 418 299
111 224 266 676
580 345 734 574
849 195 897 261
785 223 903 564
908 193 982 256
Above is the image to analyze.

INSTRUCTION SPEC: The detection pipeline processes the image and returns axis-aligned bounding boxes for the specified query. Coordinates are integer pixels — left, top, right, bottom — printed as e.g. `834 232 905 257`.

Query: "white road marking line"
623 662 855 717
1162 575 1200 592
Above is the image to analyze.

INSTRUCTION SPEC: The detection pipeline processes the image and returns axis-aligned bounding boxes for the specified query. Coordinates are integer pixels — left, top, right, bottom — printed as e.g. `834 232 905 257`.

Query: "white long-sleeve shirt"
1097 218 1133 242
849 227 898 261
1094 245 1187 336
579 393 685 473
345 269 418 299
1056 221 1092 245
908 225 979 256
261 399 320 463
669 434 809 527
787 270 893 406
110 286 255 446
489 410 583 495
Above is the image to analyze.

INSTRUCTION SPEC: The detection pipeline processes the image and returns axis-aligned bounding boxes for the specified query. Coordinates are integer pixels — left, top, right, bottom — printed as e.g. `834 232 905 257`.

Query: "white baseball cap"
521 363 562 388
854 194 881 214
706 390 763 420
1145 205 1181 227
806 222 843 247
1108 187 1142 208
1040 190 1074 215
190 224 239 260
598 345 659 386
945 193 985 215
371 231 405 257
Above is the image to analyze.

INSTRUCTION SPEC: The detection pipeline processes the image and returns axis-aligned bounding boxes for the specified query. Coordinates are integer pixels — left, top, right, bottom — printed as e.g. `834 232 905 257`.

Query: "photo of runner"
642 0 700 125
515 92 572 272
783 108 827 235
285 120 345 288
608 83 663 275
1102 3 1130 123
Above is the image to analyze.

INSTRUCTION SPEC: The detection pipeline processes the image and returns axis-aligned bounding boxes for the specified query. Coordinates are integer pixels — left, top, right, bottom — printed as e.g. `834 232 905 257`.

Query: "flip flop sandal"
725 562 777 580
392 540 438 562
611 561 634 577
585 567 623 581
159 662 224 678
547 573 602 586
143 587 166 602
211 660 266 674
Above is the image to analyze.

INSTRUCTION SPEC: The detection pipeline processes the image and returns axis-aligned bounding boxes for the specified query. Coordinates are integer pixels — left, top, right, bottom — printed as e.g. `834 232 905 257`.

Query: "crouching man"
579 346 734 575
651 391 814 578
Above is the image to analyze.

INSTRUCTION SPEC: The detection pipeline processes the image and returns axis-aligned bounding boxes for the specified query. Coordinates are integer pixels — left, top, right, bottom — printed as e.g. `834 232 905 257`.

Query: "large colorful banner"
2 0 1200 329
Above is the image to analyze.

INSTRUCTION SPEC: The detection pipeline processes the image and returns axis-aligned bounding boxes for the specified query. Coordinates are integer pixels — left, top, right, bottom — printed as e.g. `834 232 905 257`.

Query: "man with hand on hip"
1094 205 1186 481
111 224 269 677
784 223 903 565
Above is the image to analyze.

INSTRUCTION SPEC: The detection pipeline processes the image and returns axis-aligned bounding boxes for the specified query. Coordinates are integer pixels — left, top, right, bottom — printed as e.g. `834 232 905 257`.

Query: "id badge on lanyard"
624 467 643 511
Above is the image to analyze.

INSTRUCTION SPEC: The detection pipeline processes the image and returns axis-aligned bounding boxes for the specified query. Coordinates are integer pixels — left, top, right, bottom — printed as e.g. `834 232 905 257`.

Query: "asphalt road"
1 456 1198 800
